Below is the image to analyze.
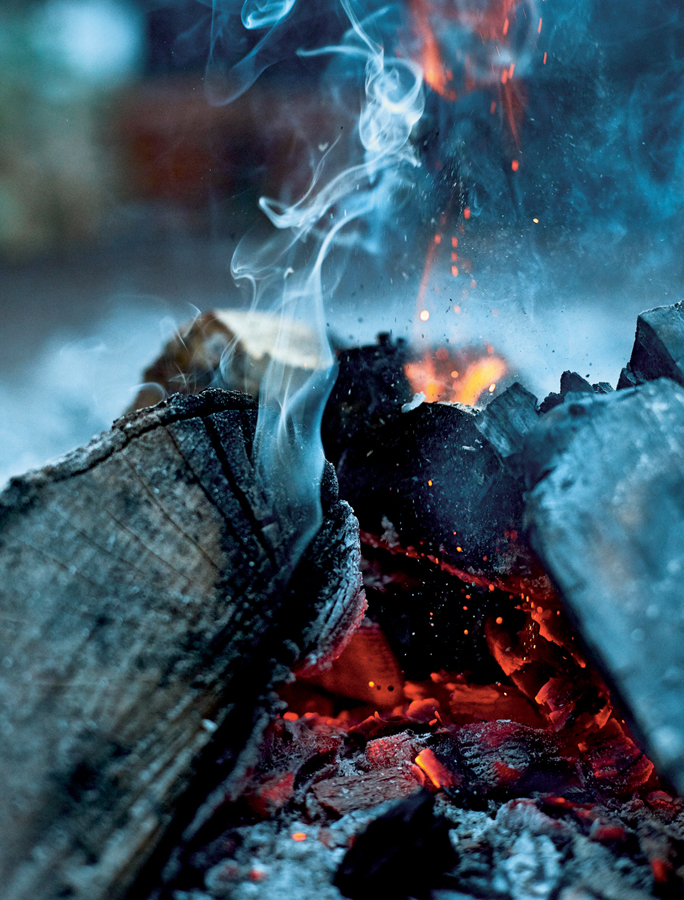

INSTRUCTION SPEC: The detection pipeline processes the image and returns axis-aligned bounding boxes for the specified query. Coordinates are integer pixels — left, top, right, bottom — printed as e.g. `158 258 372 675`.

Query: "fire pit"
2 1 684 899
128 301 684 900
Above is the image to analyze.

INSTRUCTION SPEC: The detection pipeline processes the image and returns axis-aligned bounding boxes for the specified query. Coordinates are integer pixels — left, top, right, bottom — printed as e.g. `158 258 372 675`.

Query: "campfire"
3 298 684 900
127 301 684 899
2 1 684 899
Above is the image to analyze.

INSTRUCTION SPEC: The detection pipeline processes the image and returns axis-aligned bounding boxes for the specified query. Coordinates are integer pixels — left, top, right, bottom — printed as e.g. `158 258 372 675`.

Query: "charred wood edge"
0 387 365 900
474 381 539 478
522 379 684 795
0 389 256 518
360 529 508 593
618 300 684 390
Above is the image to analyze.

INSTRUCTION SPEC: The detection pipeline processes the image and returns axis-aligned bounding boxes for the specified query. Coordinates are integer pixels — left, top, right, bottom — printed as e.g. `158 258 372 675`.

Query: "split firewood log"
131 310 323 410
0 389 365 900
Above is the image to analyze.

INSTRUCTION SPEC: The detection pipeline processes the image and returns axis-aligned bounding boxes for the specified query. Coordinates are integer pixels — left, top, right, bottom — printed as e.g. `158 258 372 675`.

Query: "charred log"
335 398 550 598
0 389 365 900
523 378 684 793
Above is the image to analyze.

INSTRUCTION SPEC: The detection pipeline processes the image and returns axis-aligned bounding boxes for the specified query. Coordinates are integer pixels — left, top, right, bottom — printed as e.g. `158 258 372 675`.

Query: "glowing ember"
415 747 458 789
291 832 307 842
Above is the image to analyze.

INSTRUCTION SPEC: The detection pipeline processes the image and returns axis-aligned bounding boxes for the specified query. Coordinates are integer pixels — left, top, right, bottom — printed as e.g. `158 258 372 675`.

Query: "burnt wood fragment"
539 370 594 414
474 381 539 477
523 378 684 792
333 790 456 900
618 300 684 389
0 389 364 900
320 333 412 468
336 399 551 598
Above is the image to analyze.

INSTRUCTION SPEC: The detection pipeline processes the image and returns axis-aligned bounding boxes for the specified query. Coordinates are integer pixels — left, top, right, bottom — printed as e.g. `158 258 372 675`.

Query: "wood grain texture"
0 389 364 900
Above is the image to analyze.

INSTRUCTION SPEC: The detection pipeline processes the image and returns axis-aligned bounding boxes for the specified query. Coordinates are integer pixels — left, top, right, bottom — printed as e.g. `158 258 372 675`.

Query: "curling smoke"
221 0 424 569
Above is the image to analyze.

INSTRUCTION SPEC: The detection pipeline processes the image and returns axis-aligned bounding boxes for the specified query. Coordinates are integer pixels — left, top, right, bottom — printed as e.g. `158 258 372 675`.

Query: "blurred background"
0 0 335 481
1 0 683 483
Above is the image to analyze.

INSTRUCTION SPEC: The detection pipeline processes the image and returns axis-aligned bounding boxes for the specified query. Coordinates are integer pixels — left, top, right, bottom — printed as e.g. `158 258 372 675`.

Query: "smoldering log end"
0 388 364 900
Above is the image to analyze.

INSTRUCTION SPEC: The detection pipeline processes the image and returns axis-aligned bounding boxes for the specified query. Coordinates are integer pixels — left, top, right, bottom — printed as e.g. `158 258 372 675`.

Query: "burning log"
524 377 684 793
0 389 365 900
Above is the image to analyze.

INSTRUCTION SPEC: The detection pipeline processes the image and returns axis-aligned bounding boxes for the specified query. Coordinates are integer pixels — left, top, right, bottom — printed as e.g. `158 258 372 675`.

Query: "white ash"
161 719 684 900
180 802 402 900
170 792 671 900
436 798 660 900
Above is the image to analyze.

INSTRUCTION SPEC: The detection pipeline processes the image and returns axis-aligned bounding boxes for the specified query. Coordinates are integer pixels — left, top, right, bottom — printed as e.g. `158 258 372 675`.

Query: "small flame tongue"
405 346 508 406
406 0 537 123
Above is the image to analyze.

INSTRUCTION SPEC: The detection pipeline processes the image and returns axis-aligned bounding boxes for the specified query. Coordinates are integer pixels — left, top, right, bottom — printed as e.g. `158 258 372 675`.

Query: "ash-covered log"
130 310 326 410
523 378 684 793
0 389 365 900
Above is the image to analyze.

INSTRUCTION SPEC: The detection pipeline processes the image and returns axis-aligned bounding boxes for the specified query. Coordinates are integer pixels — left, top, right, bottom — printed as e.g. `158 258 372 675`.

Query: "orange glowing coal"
415 747 458 789
405 347 508 407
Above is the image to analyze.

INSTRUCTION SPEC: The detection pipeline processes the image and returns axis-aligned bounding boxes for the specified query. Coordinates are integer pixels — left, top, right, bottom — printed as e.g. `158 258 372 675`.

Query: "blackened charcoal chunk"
539 371 594 414
334 791 456 900
336 400 534 586
322 334 412 467
475 382 539 477
618 300 684 389
523 378 684 794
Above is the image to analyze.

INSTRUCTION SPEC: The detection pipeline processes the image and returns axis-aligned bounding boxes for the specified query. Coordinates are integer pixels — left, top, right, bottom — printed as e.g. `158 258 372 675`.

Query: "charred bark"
0 389 364 900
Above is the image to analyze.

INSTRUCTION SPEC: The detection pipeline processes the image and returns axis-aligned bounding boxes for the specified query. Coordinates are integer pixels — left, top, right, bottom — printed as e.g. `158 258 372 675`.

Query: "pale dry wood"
0 389 364 900
132 310 325 409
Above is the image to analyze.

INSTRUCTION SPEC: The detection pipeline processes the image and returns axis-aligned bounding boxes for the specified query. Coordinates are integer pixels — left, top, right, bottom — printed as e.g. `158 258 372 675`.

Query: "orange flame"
405 349 508 407
411 0 456 100
407 0 529 141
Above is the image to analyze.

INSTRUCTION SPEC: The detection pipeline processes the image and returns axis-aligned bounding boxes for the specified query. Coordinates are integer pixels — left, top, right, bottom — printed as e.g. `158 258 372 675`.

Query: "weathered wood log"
0 389 365 900
523 378 684 792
